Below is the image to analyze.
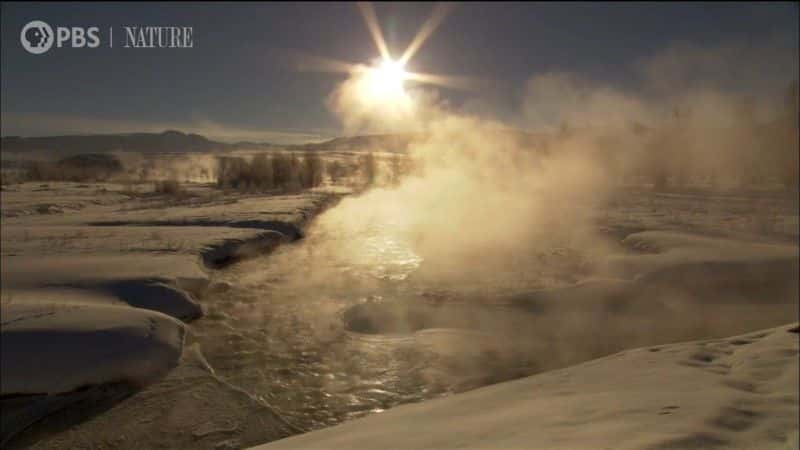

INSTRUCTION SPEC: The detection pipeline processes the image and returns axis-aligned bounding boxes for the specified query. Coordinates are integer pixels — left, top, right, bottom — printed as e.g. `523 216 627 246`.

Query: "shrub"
300 152 323 188
250 153 274 189
154 179 183 195
24 153 123 182
360 152 376 186
216 152 324 193
327 160 344 184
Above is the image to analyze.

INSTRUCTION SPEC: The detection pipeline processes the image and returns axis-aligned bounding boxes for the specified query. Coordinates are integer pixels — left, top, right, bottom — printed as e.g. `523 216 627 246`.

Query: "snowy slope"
254 323 799 450
1 183 336 445
1 302 185 395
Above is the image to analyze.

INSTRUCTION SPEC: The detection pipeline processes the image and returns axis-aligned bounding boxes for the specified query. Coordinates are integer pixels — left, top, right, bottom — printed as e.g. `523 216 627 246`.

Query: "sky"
1 2 798 144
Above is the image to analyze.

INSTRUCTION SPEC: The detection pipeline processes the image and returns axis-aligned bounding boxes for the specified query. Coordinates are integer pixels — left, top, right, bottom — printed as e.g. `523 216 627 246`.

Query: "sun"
361 58 410 105
293 4 475 98
300 3 471 119
367 58 408 97
374 59 408 91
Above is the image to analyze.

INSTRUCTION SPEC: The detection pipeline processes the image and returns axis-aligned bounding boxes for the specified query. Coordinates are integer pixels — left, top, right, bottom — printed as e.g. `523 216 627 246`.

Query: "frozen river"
12 188 797 450
192 205 589 433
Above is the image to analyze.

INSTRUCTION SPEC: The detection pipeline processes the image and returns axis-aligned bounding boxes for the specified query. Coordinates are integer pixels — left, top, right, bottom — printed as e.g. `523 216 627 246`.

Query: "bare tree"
327 159 344 185
271 153 293 189
250 153 274 190
360 152 376 187
300 152 323 188
389 153 402 186
778 80 799 190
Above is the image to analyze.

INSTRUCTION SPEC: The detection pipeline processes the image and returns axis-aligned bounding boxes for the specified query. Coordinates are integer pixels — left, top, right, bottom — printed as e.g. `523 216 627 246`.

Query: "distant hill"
294 134 421 153
1 129 552 156
0 130 263 155
294 130 551 154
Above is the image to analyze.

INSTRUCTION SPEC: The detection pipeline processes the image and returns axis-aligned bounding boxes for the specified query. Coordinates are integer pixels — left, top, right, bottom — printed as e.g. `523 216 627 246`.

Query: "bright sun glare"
361 58 410 106
375 59 407 91
300 3 470 111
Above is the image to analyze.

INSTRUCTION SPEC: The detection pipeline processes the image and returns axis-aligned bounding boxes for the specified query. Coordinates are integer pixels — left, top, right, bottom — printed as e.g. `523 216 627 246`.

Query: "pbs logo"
21 20 100 55
20 20 53 54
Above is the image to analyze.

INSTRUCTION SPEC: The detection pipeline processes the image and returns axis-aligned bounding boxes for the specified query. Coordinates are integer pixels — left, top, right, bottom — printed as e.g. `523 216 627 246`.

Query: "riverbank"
254 322 799 450
3 183 797 449
1 182 341 446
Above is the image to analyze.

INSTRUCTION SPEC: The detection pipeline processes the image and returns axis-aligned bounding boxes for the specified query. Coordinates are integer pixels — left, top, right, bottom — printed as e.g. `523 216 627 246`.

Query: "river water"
191 203 593 433
12 195 601 450
14 189 798 449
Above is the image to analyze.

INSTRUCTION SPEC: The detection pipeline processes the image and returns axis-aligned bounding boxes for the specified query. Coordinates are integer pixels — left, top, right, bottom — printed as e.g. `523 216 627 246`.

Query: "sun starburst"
290 1 482 104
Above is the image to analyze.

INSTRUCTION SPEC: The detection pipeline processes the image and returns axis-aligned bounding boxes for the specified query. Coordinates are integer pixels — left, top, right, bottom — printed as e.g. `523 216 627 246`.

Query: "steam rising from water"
122 38 796 436
325 36 797 274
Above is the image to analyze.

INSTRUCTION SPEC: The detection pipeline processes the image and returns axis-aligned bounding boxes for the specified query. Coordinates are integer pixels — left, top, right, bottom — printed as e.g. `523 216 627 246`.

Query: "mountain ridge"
1 129 552 155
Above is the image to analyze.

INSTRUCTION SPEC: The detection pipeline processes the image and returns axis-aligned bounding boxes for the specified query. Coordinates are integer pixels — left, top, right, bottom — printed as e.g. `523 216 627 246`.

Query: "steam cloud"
325 36 798 275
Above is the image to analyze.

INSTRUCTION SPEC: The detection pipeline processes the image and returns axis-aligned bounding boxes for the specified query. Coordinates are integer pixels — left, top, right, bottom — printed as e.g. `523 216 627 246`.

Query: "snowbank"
502 231 798 316
253 323 799 450
1 302 185 395
1 184 339 445
610 231 798 278
2 254 205 321
200 230 290 269
606 231 798 304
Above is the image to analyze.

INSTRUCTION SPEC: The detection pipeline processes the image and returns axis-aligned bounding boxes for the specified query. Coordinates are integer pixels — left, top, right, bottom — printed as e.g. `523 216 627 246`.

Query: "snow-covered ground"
247 189 796 450
1 182 335 444
254 323 799 450
2 182 797 449
2 301 185 395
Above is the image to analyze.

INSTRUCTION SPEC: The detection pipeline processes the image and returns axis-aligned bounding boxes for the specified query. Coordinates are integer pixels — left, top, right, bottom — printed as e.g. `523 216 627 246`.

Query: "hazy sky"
1 2 797 143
